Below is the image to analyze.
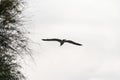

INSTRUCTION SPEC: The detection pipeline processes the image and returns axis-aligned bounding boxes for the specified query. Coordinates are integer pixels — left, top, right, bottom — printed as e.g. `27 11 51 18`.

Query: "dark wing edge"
65 40 82 46
42 38 62 42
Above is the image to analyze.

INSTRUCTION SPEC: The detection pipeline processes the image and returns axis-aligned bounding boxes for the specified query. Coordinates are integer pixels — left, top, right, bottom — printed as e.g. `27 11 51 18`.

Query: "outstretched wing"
42 38 61 43
65 40 82 46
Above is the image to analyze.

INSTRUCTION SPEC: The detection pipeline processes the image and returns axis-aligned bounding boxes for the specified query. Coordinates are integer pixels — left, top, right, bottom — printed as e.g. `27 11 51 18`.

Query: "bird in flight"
42 38 82 46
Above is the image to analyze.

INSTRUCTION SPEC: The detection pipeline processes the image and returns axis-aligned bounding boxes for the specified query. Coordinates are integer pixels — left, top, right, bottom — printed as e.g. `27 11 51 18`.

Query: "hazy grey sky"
22 0 120 80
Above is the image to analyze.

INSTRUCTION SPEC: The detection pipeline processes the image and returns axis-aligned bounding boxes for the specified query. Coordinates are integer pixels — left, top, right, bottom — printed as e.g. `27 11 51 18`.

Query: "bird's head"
63 39 66 41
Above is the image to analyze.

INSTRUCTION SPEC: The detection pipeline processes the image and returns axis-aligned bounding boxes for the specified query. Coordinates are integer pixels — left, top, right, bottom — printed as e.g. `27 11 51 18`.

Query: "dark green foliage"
0 54 25 80
0 0 30 80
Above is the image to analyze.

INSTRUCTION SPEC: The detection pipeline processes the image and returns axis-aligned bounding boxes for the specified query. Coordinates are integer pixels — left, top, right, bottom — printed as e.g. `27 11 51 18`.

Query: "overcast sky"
22 0 120 80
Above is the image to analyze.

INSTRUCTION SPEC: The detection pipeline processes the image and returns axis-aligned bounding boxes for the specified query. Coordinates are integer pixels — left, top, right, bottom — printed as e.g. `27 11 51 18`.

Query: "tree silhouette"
0 0 31 80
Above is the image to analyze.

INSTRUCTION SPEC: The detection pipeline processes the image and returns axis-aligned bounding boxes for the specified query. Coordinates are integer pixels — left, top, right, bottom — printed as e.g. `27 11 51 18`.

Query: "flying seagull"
42 38 82 46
